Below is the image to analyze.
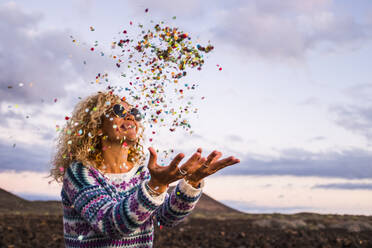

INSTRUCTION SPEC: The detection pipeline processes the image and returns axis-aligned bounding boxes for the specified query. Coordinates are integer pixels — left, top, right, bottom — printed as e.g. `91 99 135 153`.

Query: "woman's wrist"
147 179 168 194
186 179 202 189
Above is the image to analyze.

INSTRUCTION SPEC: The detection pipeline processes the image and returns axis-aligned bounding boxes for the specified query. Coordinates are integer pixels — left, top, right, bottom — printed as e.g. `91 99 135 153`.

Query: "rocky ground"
1 213 371 248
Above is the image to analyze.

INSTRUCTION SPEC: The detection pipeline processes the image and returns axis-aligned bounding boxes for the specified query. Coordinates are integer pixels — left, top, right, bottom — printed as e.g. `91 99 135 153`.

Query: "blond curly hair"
48 91 145 183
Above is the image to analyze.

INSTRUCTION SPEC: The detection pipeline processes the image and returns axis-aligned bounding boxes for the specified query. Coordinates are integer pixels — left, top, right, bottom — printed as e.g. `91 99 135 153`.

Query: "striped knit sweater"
61 161 203 248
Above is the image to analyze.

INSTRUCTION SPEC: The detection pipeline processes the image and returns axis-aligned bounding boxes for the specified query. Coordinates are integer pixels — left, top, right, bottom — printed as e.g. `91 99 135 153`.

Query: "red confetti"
130 21 133 25
65 116 70 120
54 98 58 103
152 131 155 134
219 67 222 71
159 225 163 230
123 30 127 34
145 8 149 13
149 138 153 142
90 47 94 51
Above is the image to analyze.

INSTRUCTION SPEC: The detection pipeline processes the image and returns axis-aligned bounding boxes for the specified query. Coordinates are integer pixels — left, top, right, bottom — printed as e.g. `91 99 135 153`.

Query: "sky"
1 0 372 215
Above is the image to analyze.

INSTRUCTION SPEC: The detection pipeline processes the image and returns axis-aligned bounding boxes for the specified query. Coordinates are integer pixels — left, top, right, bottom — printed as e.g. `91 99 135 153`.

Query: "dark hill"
0 188 29 211
0 188 62 214
168 186 243 217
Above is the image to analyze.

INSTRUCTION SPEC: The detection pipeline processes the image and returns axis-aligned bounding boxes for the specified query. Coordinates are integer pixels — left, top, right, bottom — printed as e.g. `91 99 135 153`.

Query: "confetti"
64 18 216 156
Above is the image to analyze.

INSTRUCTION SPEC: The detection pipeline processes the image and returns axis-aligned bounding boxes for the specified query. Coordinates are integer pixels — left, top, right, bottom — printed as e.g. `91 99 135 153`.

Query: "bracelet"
145 181 162 197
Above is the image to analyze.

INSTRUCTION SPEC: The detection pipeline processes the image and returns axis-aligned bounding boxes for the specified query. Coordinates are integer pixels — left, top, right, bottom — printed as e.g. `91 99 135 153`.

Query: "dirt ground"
0 213 371 248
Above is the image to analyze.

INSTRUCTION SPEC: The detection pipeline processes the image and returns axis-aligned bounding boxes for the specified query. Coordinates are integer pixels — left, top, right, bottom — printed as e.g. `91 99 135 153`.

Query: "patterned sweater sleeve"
154 178 203 227
62 161 165 238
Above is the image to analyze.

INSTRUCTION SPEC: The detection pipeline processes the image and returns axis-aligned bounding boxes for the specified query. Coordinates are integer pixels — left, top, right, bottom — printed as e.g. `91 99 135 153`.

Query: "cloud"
307 136 326 142
220 147 372 179
0 139 52 172
0 170 61 198
0 2 122 156
210 0 372 60
330 104 372 140
345 84 372 104
312 183 372 190
127 0 204 20
298 97 321 106
329 83 372 140
225 134 244 143
0 2 111 107
221 200 312 214
124 0 372 61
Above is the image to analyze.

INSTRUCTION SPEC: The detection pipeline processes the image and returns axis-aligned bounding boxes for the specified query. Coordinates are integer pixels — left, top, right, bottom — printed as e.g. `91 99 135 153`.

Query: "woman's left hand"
184 149 240 188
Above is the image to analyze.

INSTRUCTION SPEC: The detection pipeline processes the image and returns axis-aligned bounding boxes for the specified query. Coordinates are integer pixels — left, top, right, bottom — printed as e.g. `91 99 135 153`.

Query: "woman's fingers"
184 152 201 165
147 147 158 170
172 151 206 179
204 151 222 166
169 153 185 170
209 156 240 172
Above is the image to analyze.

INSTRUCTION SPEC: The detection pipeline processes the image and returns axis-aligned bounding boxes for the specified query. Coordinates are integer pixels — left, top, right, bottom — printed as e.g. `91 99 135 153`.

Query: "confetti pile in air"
67 14 216 151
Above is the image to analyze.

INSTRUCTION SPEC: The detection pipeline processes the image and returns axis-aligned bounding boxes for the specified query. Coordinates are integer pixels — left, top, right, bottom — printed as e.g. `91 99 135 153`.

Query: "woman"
50 91 240 247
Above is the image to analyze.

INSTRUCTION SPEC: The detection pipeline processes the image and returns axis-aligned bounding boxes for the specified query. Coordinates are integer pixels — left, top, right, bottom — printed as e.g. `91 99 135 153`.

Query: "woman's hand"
147 147 207 194
185 150 240 188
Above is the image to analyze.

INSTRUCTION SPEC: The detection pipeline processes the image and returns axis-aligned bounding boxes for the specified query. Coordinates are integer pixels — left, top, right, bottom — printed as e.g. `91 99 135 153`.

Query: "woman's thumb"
148 147 157 168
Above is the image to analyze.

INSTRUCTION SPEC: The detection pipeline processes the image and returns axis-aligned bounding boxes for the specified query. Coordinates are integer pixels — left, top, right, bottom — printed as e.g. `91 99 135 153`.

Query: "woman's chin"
121 133 137 142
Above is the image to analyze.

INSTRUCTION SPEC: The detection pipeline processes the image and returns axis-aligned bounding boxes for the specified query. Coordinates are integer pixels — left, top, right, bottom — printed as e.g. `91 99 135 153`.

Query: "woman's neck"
100 139 134 173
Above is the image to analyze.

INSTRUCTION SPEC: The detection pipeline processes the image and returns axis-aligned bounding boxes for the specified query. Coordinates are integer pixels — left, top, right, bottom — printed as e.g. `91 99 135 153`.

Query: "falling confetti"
63 16 216 158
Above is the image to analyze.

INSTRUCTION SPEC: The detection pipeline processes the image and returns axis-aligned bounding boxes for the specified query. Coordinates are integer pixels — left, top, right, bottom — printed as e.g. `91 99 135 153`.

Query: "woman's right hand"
147 147 207 194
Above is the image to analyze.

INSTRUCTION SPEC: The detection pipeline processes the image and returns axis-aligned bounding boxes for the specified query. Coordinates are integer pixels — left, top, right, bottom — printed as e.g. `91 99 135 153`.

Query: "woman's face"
101 101 139 143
